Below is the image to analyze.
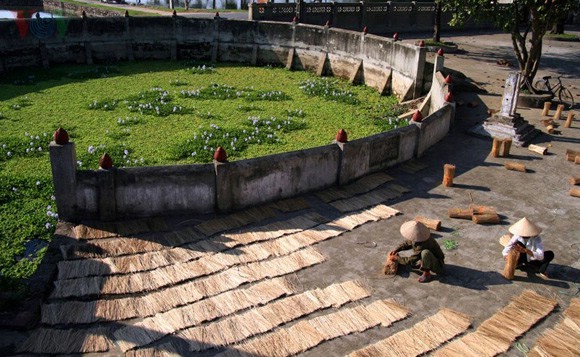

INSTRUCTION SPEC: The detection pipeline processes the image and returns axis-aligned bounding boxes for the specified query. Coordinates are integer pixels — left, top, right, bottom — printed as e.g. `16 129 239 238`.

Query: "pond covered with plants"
0 60 409 297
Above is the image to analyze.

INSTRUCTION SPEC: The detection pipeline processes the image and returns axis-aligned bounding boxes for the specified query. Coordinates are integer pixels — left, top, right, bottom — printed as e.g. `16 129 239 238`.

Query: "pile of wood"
566 149 580 164
491 138 512 158
448 205 500 224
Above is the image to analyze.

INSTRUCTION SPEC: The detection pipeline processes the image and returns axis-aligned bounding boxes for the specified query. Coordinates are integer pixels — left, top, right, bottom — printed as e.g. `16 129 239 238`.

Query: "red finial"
418 40 425 47
82 10 87 19
444 92 454 102
215 11 220 17
172 10 177 17
363 26 368 34
336 129 348 143
53 128 69 145
325 20 330 27
393 32 399 41
213 146 228 163
99 153 113 170
124 10 129 17
292 16 298 23
412 110 423 123
437 48 444 56
444 74 452 84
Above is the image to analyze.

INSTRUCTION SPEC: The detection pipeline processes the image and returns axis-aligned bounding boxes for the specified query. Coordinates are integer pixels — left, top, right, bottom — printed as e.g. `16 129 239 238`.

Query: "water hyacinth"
299 78 359 104
0 132 50 162
172 116 307 163
184 65 216 74
88 98 119 111
178 84 289 102
117 116 144 126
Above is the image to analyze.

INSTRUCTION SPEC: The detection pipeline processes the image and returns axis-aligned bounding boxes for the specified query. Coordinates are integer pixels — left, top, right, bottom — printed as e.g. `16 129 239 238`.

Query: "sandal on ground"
418 273 431 283
538 272 550 280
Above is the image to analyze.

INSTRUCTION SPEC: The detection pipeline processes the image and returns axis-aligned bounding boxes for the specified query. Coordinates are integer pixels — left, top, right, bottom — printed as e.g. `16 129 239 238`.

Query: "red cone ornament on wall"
99 153 113 169
393 32 399 41
437 48 444 56
445 92 454 102
214 146 228 162
53 128 69 145
336 129 348 143
444 74 452 84
412 110 423 122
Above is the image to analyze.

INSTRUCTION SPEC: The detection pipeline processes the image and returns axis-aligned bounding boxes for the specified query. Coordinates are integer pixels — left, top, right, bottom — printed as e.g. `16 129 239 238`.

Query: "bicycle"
533 75 575 109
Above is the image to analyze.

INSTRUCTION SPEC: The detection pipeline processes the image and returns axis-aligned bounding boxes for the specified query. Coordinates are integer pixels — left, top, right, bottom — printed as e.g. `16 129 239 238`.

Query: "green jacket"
394 237 445 266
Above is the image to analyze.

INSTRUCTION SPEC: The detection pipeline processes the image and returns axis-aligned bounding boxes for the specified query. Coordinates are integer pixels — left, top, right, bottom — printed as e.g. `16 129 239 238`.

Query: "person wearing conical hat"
501 217 554 279
388 220 445 283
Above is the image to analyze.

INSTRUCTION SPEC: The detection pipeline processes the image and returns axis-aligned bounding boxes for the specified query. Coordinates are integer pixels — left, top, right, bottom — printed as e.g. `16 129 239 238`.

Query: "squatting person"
388 220 445 283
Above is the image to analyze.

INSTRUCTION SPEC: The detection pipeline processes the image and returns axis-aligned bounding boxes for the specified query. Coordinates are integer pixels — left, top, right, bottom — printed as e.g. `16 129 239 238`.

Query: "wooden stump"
546 124 555 134
491 138 501 158
443 164 456 187
528 144 548 155
500 138 512 157
541 101 551 116
415 216 442 231
502 249 520 280
505 162 526 172
569 176 580 185
570 188 580 198
564 112 575 128
448 208 473 220
553 104 564 120
565 149 579 163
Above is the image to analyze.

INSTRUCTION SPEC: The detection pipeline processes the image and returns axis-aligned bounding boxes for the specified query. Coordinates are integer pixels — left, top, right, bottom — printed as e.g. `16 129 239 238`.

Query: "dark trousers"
518 250 554 274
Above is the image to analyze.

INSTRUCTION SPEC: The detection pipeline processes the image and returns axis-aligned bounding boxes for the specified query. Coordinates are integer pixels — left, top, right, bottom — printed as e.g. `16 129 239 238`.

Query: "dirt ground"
1 27 579 356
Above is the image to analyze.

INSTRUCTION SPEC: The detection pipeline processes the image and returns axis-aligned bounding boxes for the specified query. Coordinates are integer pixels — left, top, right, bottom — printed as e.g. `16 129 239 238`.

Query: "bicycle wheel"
533 79 549 93
559 88 575 109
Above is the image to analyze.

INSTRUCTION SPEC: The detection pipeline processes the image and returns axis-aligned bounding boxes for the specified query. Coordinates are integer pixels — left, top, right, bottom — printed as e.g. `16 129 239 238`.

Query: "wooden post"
541 101 551 116
472 213 500 224
443 164 455 187
500 138 512 157
528 144 548 155
505 161 526 172
502 249 520 280
415 216 442 231
570 188 580 198
564 112 575 128
553 104 564 120
568 176 580 185
448 208 473 219
491 138 501 158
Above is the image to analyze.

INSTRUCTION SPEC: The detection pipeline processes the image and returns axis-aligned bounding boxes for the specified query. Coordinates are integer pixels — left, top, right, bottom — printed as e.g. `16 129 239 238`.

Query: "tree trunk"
433 1 441 43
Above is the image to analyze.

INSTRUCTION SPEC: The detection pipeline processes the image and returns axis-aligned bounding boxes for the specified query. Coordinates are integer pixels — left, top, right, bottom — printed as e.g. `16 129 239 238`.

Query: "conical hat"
499 234 512 247
509 217 542 237
400 221 430 242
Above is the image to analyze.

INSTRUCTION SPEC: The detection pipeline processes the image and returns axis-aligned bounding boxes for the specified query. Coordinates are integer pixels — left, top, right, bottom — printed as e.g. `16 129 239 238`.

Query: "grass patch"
0 60 407 297
442 239 459 250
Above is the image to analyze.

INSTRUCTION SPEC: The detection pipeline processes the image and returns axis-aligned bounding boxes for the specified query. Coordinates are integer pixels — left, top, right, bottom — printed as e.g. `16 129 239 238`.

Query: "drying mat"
114 277 296 352
51 221 335 298
433 290 557 357
330 184 409 213
316 172 394 203
270 197 311 212
220 212 324 247
60 227 204 260
73 217 167 240
195 206 277 236
46 248 325 322
57 214 321 280
528 298 580 357
331 204 401 230
400 160 428 174
350 308 471 357
18 326 111 354
220 299 410 357
176 280 370 352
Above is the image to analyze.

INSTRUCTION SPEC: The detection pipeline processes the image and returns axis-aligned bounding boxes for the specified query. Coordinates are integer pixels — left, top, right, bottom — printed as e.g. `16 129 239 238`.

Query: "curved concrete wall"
0 16 425 99
4 17 451 221
48 55 453 221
